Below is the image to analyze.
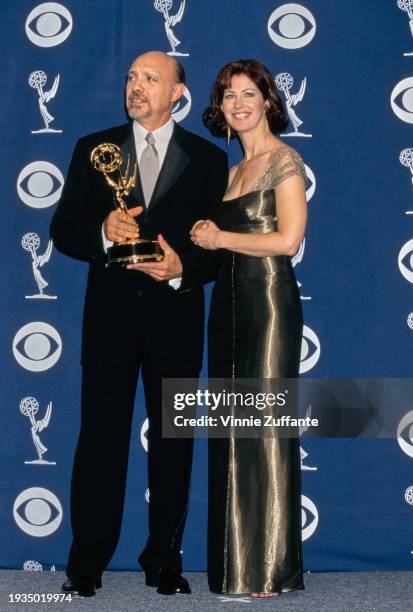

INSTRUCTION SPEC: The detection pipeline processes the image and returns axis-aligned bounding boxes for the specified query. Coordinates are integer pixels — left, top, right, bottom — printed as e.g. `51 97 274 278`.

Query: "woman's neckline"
222 187 274 203
222 145 290 202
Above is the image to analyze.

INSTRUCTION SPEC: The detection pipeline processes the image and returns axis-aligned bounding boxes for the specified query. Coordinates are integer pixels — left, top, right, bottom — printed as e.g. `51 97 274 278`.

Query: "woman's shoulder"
270 144 304 166
269 145 306 183
256 145 307 191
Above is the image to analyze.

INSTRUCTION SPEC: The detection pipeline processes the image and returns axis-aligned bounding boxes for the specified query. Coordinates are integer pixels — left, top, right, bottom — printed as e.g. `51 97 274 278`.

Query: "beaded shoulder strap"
251 146 306 191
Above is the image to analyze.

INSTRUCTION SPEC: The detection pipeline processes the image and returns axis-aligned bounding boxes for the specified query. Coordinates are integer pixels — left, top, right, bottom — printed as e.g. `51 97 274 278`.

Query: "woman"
191 59 307 597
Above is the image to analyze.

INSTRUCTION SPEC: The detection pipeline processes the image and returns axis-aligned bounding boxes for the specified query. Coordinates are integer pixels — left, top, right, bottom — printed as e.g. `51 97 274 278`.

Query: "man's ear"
171 82 186 104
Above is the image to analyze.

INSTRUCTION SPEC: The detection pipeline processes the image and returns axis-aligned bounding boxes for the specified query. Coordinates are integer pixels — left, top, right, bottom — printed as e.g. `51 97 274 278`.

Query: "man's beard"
127 107 152 121
127 95 152 122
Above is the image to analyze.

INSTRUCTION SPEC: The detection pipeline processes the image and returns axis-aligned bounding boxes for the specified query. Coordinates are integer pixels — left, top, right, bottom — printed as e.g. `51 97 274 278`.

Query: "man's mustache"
128 94 149 104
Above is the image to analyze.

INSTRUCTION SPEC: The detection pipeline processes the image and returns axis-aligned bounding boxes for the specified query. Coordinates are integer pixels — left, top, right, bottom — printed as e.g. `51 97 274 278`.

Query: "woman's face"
221 74 267 134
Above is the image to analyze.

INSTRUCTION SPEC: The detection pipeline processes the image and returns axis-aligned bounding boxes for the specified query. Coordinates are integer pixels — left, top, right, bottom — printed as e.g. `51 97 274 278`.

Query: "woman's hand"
190 219 221 250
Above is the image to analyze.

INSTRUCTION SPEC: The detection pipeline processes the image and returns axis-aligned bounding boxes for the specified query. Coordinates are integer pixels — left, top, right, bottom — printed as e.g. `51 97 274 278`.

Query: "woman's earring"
227 123 231 145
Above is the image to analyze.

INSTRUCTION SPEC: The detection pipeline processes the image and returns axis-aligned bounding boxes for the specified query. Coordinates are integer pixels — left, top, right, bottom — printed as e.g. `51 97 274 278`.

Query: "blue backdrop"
1 0 413 573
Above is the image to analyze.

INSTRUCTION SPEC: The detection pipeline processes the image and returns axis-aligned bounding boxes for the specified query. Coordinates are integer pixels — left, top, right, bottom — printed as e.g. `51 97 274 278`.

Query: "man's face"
126 52 184 129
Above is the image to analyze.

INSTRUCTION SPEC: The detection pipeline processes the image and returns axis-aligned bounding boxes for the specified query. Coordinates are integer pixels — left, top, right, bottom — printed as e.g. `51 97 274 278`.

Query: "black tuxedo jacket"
50 122 228 367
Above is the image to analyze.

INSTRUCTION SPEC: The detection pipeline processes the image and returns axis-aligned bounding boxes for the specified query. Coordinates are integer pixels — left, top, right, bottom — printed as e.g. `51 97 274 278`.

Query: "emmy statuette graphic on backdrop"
275 72 312 138
404 486 413 554
300 446 318 471
20 396 56 465
28 70 62 134
398 0 413 56
23 561 56 572
91 143 163 265
154 0 189 56
22 233 56 299
399 148 413 214
292 238 311 300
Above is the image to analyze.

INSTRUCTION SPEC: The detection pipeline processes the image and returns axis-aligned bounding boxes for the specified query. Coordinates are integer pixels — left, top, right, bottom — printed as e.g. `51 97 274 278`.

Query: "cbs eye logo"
13 487 63 537
292 237 305 267
25 2 73 47
391 77 413 124
13 322 62 372
172 87 192 123
140 418 149 452
268 3 316 49
145 488 150 503
398 238 413 284
17 161 64 209
304 163 316 202
301 494 318 541
397 409 413 458
300 325 321 374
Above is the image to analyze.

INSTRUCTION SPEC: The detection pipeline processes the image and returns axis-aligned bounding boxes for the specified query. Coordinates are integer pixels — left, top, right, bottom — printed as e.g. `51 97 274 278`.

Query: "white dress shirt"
133 116 174 169
102 118 181 288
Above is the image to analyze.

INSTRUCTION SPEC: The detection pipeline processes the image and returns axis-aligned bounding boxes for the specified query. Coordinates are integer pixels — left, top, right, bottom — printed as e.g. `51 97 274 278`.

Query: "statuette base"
107 240 163 266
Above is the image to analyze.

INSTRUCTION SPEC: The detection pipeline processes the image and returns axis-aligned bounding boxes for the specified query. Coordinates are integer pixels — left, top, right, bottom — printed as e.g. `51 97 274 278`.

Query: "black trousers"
66 362 197 577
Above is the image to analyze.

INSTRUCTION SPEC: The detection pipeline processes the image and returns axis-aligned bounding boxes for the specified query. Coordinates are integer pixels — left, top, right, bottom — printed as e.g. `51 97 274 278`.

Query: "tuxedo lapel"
147 125 190 212
117 122 190 211
119 126 145 207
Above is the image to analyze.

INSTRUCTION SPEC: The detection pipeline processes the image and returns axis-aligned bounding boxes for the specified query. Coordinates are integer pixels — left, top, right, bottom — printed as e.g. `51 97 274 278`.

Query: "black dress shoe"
156 569 191 595
61 575 102 598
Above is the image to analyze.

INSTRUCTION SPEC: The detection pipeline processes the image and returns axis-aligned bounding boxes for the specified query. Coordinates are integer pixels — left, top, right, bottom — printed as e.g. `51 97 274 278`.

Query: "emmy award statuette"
90 143 163 265
28 70 62 134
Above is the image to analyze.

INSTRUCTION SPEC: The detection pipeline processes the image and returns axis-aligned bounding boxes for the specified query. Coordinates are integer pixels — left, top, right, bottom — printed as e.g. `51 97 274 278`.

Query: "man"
50 51 227 597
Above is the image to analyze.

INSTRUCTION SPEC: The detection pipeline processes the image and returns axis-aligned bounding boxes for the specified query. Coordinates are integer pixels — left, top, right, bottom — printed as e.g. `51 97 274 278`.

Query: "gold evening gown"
208 146 306 595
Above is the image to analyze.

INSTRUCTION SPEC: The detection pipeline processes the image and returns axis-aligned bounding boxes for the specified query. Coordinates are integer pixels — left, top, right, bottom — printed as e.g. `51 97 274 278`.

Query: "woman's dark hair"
203 59 288 138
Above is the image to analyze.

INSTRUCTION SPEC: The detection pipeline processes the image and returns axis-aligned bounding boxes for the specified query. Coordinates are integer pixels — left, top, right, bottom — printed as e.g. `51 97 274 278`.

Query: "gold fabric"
207 147 305 594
